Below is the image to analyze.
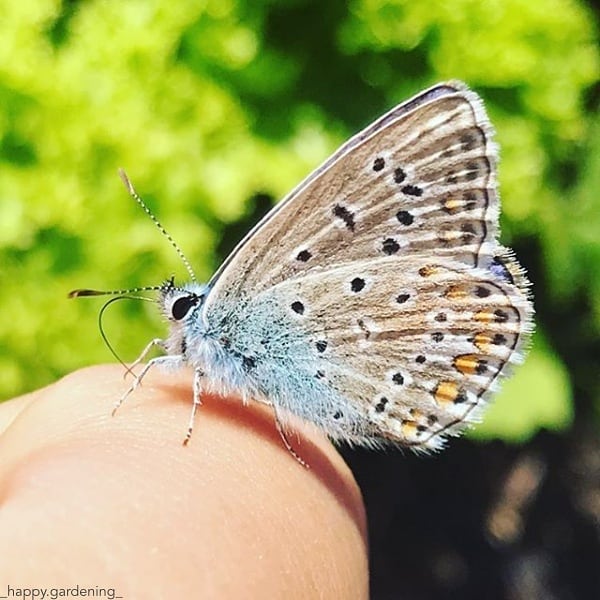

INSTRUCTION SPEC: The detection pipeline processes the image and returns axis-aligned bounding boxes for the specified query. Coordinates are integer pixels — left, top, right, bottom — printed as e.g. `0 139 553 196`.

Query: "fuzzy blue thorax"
158 279 368 442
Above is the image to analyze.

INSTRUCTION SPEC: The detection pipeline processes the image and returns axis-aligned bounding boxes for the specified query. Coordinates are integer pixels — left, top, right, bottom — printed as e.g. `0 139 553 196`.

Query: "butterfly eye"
171 295 200 320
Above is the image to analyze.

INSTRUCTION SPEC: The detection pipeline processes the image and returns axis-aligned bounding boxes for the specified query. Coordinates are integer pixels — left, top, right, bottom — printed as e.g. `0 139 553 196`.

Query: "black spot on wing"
332 204 355 231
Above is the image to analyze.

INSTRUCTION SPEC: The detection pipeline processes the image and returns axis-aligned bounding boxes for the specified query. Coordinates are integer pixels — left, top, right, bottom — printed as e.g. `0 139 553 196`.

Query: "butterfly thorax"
159 280 371 439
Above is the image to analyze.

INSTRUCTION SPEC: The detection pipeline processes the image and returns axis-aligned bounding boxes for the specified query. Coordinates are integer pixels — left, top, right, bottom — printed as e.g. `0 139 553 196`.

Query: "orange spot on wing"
401 420 419 438
434 381 459 405
418 265 438 277
475 310 495 323
473 333 492 351
454 354 483 376
445 284 468 299
442 196 463 213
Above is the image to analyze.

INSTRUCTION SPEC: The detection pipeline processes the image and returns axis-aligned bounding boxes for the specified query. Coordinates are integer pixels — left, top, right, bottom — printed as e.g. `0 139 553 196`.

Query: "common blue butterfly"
72 81 533 460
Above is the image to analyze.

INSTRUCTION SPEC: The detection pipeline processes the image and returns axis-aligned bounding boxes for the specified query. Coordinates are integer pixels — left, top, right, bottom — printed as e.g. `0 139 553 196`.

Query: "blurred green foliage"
0 0 598 442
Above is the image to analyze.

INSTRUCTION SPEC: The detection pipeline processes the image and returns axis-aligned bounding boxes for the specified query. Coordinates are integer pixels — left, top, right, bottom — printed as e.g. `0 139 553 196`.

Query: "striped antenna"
68 284 165 299
118 169 197 283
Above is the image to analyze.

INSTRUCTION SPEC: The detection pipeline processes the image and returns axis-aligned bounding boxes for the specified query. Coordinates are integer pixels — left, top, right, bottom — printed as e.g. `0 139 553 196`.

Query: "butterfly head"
159 279 210 356
160 278 209 324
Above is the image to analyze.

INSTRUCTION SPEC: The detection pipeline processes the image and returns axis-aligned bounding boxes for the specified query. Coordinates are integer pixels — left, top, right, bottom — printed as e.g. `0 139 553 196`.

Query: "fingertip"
0 365 368 596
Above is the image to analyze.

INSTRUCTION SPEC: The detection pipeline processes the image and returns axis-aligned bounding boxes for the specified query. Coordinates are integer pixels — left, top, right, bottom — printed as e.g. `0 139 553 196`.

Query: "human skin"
0 365 368 598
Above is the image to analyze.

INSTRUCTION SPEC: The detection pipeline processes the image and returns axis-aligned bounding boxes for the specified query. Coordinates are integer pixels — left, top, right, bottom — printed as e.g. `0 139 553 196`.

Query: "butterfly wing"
208 81 498 297
201 81 533 449
241 258 532 450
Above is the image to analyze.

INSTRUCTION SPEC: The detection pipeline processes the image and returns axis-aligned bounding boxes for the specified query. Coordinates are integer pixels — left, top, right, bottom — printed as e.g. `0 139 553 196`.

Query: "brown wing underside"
263 258 532 449
206 85 498 312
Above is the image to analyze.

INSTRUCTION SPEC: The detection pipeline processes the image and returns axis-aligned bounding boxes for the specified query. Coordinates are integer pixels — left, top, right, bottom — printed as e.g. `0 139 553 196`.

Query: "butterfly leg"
183 367 205 446
113 355 181 416
124 337 166 379
273 407 309 469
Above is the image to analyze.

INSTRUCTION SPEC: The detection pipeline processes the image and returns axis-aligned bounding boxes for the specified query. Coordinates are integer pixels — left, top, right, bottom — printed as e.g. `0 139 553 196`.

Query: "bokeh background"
1 1 598 597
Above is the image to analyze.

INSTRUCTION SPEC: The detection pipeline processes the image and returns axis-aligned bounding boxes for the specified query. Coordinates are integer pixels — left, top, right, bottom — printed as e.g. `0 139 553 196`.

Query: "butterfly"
72 81 534 459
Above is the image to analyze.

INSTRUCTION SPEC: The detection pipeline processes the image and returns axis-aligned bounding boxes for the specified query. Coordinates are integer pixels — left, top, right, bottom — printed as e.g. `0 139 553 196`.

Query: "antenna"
68 284 165 299
68 289 159 376
96 294 155 374
118 169 197 283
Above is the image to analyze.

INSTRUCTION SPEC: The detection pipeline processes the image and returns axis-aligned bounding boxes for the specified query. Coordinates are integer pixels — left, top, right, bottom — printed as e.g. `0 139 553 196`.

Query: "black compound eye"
171 295 199 320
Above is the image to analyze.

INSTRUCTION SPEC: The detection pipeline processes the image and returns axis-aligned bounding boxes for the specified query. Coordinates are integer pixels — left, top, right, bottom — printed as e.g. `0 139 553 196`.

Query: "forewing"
205 81 499 309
